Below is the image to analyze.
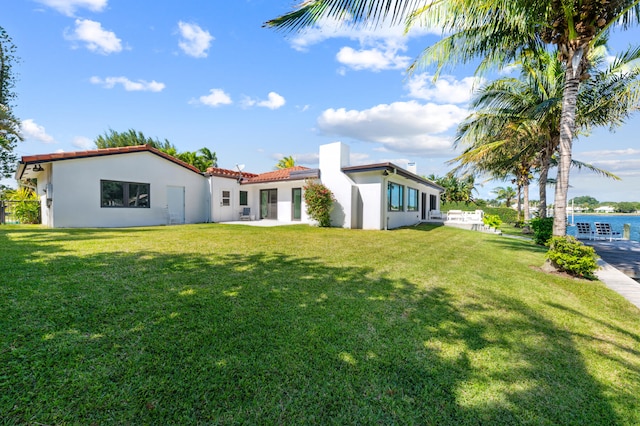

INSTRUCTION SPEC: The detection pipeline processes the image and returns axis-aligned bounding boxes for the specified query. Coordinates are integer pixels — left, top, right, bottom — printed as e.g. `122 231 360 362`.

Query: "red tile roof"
245 166 311 184
206 167 258 179
20 144 202 174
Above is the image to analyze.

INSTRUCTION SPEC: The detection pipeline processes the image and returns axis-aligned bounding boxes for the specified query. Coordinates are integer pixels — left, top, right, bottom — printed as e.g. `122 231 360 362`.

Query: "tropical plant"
546 236 599 279
6 187 40 224
199 147 218 168
492 186 517 208
530 217 555 245
427 174 477 205
303 179 335 227
276 155 296 169
267 0 640 237
0 26 21 178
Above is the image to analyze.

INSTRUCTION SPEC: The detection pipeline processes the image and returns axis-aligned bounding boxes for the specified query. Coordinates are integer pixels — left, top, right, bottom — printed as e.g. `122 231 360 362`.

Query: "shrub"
482 207 518 224
529 217 554 245
483 214 502 229
7 187 41 224
303 180 335 227
546 236 598 279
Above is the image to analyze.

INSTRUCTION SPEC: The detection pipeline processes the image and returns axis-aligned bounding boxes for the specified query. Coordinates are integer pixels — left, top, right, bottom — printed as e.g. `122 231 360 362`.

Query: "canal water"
566 215 640 241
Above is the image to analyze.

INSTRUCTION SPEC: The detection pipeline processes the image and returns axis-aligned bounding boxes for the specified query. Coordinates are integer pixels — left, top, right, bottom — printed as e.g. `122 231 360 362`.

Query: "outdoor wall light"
382 170 389 176
32 164 44 172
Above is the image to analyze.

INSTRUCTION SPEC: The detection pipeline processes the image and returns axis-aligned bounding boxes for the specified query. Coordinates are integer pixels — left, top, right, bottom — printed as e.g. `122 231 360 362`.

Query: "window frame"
407 187 419 211
387 182 405 212
100 180 150 208
239 190 248 206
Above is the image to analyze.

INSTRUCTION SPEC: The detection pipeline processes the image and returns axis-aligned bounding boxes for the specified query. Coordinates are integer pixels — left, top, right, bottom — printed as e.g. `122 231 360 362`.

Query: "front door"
260 189 278 219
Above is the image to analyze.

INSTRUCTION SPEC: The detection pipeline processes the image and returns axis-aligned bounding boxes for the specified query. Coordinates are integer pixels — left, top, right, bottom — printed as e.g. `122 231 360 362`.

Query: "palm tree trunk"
523 183 530 221
516 185 522 222
553 65 581 236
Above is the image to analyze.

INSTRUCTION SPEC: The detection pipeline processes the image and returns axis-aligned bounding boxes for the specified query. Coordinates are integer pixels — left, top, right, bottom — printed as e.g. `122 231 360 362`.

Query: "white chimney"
407 162 417 174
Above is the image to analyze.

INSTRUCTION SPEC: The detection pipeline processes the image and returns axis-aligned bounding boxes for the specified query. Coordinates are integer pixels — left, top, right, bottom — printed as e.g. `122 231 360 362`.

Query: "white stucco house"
15 141 443 230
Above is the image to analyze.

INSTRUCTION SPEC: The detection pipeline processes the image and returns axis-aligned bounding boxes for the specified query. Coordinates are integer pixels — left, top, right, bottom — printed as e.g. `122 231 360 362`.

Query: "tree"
267 0 640 236
94 128 178 152
199 147 218 168
427 173 478 205
276 155 296 169
0 26 21 178
492 186 517 208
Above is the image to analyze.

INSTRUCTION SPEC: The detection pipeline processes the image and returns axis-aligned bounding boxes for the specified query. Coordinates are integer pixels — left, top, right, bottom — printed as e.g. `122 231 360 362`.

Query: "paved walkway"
584 240 640 310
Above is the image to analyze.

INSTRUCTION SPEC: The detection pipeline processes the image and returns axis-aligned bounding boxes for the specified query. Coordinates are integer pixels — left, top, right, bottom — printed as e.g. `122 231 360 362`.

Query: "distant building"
594 205 616 214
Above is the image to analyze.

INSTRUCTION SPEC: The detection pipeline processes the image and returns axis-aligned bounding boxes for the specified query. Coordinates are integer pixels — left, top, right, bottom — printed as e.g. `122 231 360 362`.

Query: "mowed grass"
1 224 640 425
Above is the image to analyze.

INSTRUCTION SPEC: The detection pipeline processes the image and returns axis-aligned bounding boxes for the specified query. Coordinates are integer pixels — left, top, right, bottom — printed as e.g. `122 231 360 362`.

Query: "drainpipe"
383 174 388 230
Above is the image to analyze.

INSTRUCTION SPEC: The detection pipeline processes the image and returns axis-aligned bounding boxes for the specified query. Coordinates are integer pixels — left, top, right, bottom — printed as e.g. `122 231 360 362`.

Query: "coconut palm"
268 0 640 235
453 44 638 220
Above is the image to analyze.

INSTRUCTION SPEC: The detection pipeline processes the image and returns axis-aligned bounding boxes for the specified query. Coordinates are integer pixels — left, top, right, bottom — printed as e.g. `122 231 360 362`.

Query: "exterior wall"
347 168 442 230
246 180 309 223
209 176 245 222
319 142 355 228
46 152 208 228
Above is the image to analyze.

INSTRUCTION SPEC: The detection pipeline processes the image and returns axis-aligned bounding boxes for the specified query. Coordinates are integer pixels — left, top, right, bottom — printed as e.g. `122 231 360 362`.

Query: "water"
566 215 640 241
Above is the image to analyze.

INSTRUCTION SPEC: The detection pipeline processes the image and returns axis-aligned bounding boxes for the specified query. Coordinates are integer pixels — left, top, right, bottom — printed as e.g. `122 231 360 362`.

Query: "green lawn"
1 224 639 424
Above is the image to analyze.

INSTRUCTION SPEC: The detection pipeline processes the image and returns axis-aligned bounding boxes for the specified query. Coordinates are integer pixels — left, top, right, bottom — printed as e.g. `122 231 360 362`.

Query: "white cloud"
579 148 640 157
406 73 483 104
90 76 165 92
258 92 286 109
193 89 232 107
177 21 213 58
72 136 94 150
35 0 107 16
336 44 410 72
243 92 286 110
317 101 468 156
65 19 122 55
21 119 55 143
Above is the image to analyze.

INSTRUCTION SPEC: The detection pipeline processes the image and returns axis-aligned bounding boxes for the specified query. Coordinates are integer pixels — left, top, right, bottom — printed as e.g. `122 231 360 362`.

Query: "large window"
387 182 404 212
239 190 248 206
407 187 419 211
101 180 150 208
222 190 231 206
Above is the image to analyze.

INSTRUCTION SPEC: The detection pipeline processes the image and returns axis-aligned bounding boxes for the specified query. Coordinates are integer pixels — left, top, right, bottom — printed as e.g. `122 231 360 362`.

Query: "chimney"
407 162 417 174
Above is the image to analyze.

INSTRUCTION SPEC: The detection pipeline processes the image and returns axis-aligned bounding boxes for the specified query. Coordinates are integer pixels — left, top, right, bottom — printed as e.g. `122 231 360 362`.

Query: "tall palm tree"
454 44 638 218
267 0 640 235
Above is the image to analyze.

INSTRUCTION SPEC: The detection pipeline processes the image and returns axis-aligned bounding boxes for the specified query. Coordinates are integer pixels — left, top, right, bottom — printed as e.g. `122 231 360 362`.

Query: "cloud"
35 0 107 16
90 76 165 92
243 92 286 110
317 100 468 156
336 44 410 72
21 119 55 143
72 136 94 150
65 19 122 54
406 73 483 104
177 21 213 58
579 148 640 157
192 89 232 107
288 15 437 52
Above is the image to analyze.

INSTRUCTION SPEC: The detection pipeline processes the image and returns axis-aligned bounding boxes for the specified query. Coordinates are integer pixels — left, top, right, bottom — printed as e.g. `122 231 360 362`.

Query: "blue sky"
4 0 640 202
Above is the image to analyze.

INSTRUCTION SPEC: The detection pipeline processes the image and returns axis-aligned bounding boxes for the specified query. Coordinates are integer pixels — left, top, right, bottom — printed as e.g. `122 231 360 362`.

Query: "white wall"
319 142 356 228
48 152 208 228
245 181 309 223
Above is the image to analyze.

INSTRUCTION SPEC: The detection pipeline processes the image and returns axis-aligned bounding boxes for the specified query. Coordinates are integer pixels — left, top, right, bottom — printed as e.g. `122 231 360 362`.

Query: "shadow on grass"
0 227 624 424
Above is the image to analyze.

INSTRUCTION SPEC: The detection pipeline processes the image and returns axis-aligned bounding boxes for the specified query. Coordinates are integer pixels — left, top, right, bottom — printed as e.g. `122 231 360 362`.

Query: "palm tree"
198 147 218 168
267 0 640 236
493 186 517 208
453 44 638 220
276 155 296 169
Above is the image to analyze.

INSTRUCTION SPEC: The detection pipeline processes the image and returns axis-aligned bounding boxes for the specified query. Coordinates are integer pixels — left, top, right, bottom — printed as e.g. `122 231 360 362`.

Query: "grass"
1 223 640 424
